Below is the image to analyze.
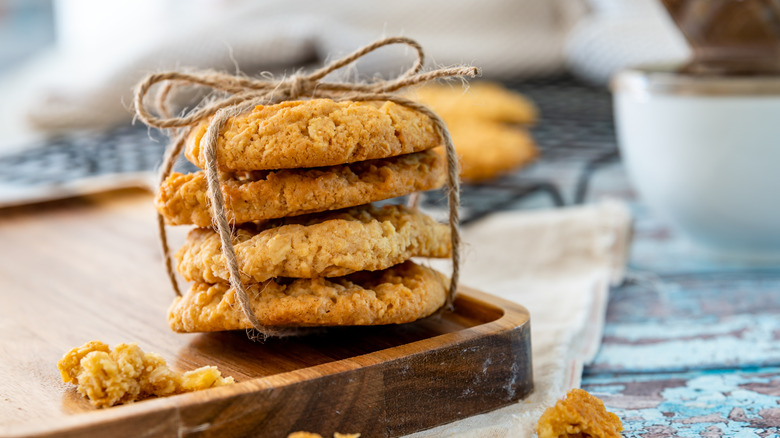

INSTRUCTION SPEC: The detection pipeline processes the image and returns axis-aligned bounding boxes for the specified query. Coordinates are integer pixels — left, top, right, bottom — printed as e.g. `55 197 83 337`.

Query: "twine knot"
134 36 478 339
285 74 308 100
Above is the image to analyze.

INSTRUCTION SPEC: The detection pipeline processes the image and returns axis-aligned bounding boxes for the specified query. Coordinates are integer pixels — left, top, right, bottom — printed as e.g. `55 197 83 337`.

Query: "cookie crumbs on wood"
58 341 234 408
536 388 623 438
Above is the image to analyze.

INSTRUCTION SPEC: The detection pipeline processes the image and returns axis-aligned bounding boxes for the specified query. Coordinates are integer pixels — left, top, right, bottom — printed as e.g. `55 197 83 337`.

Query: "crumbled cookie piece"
168 261 448 332
176 204 451 283
58 341 234 408
186 99 440 171
536 388 623 438
58 340 110 384
179 366 231 392
157 149 446 227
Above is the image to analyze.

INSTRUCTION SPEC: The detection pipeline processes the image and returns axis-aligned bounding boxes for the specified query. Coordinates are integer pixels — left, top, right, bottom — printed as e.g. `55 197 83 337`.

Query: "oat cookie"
408 82 539 181
408 82 538 125
447 121 538 182
186 99 440 171
157 149 446 226
176 204 451 283
167 261 448 331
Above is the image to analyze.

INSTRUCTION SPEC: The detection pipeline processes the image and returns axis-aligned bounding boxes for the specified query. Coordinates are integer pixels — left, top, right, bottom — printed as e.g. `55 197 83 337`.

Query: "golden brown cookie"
536 388 623 438
447 120 538 182
157 149 446 226
186 99 440 171
176 204 451 283
408 82 538 125
408 82 539 182
167 261 448 331
58 341 234 408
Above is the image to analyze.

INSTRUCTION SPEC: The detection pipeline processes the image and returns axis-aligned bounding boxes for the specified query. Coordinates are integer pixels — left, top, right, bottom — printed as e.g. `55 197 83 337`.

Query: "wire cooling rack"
421 75 620 221
0 75 619 219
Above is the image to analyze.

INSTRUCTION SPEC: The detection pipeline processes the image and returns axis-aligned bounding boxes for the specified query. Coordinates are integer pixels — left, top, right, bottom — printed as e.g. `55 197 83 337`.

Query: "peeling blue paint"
593 316 780 372
583 368 780 437
581 195 780 436
587 271 780 374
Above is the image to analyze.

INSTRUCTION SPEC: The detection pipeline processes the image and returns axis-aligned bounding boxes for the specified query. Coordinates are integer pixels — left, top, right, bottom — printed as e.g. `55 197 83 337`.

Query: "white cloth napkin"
415 200 632 437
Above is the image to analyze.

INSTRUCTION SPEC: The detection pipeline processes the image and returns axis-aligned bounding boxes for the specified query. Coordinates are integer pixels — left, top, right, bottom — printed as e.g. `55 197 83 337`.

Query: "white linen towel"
415 200 631 437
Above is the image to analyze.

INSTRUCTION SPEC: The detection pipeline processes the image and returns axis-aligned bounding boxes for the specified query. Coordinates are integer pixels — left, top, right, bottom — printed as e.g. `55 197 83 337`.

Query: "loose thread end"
157 212 183 297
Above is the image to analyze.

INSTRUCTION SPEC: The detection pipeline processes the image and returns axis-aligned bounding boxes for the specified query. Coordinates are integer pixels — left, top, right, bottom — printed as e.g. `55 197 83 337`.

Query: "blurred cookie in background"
411 82 538 125
409 81 539 182
444 121 537 182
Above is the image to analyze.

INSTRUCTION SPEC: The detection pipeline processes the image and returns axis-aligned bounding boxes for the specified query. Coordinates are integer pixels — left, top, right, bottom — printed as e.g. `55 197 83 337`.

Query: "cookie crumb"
536 388 622 438
58 341 234 407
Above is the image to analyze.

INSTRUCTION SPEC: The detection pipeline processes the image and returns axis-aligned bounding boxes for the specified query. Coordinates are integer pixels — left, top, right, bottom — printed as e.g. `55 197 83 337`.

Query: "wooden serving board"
0 190 532 438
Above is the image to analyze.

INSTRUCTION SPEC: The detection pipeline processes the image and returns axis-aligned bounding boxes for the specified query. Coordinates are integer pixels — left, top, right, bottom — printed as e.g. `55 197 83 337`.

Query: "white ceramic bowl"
613 66 780 256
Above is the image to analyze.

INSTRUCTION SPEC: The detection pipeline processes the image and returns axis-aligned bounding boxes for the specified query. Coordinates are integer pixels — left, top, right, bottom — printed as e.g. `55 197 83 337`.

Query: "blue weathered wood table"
580 198 780 436
462 148 780 435
498 76 780 436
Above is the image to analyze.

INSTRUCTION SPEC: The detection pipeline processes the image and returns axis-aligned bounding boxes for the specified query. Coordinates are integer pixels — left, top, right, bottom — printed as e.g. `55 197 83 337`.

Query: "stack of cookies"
155 99 452 332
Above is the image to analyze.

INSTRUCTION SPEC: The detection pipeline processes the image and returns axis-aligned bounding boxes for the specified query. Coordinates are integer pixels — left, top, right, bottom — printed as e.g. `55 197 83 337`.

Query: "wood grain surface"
0 190 533 438
582 270 780 437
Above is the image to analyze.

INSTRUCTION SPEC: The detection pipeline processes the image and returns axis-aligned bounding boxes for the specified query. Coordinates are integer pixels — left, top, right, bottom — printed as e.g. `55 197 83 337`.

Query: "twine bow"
134 36 478 338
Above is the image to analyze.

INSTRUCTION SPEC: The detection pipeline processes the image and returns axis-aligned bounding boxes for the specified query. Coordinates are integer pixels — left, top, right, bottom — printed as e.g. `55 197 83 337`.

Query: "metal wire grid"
0 75 619 220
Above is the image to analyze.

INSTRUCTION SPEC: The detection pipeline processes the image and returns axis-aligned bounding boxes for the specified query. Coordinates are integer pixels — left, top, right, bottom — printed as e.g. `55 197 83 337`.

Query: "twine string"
134 36 477 338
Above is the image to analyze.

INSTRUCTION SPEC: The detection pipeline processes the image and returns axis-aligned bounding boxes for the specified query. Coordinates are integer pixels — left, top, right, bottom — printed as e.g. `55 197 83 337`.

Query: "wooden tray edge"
9 286 532 438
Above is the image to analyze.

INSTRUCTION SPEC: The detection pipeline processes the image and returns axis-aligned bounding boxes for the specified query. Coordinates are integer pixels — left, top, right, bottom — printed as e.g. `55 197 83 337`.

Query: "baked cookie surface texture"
157 148 446 226
186 99 440 171
176 204 451 283
168 261 448 331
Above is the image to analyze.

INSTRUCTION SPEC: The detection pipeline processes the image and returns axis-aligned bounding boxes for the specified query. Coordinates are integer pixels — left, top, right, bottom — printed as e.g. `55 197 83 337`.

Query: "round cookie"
156 148 446 226
448 121 538 182
167 261 448 331
176 204 451 283
408 82 538 125
186 99 441 171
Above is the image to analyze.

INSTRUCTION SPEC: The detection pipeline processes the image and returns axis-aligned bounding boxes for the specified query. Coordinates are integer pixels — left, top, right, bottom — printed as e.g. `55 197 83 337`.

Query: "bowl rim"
612 64 780 97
